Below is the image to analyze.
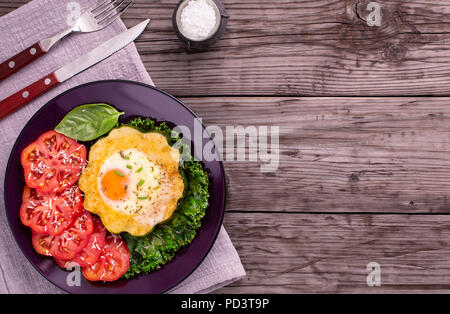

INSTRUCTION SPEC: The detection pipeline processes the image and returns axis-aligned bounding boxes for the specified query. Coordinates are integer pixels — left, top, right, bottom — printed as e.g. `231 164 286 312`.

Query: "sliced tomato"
30 210 93 259
31 232 54 256
82 234 130 282
50 210 94 260
21 130 86 193
20 185 83 235
55 216 106 268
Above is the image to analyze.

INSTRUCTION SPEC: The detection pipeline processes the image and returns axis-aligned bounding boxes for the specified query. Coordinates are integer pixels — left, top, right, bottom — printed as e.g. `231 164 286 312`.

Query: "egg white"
98 149 167 228
79 126 185 236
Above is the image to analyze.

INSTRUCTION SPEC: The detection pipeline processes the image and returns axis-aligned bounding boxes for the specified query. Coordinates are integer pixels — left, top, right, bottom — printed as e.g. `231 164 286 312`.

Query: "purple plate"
4 80 225 294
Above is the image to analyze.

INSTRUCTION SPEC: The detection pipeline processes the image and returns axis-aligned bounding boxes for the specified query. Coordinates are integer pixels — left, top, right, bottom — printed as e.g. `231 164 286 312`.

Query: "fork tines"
91 0 134 26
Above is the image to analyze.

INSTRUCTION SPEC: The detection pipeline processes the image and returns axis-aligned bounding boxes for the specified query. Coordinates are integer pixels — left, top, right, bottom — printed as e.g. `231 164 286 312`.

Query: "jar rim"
175 0 222 42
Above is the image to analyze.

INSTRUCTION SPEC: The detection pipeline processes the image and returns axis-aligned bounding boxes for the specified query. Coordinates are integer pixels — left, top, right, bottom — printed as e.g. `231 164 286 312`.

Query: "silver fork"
0 0 134 82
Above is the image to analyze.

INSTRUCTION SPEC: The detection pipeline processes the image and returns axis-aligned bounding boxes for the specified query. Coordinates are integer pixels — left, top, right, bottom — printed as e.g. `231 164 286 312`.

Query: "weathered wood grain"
5 1 450 96
122 0 450 96
217 213 450 293
183 96 450 214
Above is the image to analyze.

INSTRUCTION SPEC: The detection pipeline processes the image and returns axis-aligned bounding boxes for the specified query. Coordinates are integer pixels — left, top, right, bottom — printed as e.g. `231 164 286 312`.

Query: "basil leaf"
55 103 124 141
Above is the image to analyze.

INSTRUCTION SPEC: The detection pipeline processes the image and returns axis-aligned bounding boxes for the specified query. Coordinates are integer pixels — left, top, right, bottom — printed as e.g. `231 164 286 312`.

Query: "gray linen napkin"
0 0 245 294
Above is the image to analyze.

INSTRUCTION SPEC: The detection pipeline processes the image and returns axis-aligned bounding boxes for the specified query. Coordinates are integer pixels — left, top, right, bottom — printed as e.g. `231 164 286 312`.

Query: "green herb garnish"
137 196 148 200
114 170 124 177
137 179 145 187
126 164 132 170
55 103 124 141
137 167 143 173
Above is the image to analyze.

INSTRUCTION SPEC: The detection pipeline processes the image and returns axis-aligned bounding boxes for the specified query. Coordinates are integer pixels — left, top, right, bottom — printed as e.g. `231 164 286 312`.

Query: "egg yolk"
100 169 129 201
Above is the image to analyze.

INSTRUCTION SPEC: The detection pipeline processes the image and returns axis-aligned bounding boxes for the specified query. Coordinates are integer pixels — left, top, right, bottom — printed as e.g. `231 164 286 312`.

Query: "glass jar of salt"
173 0 228 50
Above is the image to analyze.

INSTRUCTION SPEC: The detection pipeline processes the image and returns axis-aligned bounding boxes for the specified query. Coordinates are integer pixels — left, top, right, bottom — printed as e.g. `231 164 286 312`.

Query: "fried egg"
78 126 185 236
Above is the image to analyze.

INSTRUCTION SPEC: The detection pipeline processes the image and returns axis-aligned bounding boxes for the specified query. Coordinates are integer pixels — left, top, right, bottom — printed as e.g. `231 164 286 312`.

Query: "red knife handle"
0 42 46 82
0 72 60 120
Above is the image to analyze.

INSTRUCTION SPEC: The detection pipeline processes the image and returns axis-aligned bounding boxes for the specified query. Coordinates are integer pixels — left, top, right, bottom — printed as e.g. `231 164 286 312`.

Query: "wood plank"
126 0 450 96
182 96 450 213
4 1 450 96
217 212 450 293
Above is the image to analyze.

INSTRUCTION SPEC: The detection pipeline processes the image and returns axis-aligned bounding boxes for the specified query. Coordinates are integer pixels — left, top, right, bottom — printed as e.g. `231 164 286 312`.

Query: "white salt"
180 0 217 40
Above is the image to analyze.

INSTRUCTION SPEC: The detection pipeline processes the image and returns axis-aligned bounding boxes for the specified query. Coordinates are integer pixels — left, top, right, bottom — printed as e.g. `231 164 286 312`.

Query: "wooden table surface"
4 0 450 293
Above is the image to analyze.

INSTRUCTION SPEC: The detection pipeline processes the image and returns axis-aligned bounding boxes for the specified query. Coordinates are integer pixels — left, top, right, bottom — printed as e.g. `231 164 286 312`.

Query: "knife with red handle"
0 43 46 82
0 73 59 120
0 19 149 121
